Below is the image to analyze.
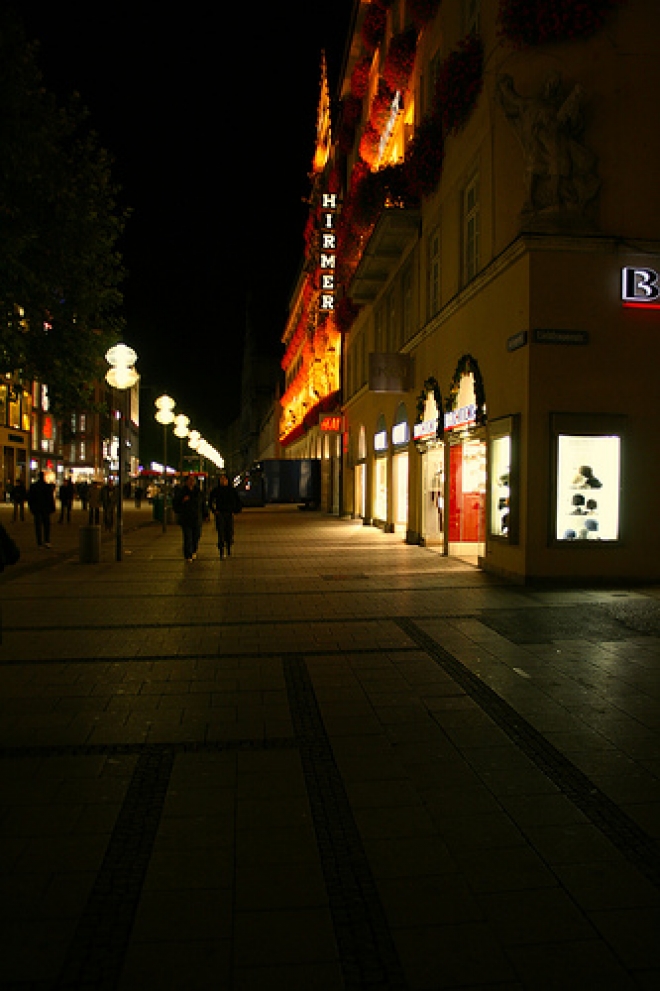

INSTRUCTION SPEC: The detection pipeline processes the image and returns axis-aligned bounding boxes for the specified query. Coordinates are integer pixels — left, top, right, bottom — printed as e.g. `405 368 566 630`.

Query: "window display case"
555 434 621 541
490 435 510 537
488 415 519 543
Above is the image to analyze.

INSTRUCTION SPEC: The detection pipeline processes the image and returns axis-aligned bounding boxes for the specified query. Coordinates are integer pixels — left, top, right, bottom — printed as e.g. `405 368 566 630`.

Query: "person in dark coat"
10 478 27 522
172 473 204 562
27 471 56 547
58 476 75 524
208 474 242 558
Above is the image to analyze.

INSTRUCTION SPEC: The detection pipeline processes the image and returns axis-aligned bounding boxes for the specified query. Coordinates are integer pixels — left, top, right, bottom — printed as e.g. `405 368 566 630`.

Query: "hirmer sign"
319 193 337 311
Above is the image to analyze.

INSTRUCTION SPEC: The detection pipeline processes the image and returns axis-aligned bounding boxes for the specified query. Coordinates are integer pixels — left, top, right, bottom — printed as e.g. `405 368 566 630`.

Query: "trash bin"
79 525 101 564
152 495 174 523
152 495 164 522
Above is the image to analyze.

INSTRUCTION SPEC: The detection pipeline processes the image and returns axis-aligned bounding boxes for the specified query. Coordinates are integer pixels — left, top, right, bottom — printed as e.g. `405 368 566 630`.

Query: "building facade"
278 55 344 514
0 375 31 500
316 0 660 582
1 372 139 499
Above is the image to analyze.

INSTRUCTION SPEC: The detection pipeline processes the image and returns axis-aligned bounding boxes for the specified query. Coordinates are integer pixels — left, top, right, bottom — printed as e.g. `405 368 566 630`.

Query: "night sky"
16 2 355 447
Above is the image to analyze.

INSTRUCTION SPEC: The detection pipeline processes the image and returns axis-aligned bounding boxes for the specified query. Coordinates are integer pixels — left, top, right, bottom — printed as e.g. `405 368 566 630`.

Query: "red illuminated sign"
320 414 343 433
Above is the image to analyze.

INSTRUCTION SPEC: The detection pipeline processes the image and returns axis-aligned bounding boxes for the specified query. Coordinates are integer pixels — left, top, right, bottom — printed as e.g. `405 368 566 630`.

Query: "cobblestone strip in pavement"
283 654 408 991
0 738 298 991
53 747 175 991
396 617 660 890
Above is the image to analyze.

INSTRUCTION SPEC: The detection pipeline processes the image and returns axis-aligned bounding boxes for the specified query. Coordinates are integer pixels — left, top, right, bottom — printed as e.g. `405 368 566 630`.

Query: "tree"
0 7 128 415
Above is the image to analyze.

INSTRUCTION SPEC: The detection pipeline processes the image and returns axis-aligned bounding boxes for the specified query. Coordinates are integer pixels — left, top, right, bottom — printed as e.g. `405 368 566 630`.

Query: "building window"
465 0 481 35
402 266 413 343
463 174 480 284
9 389 21 429
428 225 441 318
426 50 442 120
386 290 398 351
374 305 385 352
80 413 87 432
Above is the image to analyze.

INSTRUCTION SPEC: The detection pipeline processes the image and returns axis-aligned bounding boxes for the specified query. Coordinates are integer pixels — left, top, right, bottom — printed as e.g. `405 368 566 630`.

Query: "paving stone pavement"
1 502 660 990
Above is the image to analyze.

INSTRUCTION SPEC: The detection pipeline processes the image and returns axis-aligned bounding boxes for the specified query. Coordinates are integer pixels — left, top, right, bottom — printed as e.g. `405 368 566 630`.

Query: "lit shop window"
489 415 519 543
490 434 511 538
556 435 621 542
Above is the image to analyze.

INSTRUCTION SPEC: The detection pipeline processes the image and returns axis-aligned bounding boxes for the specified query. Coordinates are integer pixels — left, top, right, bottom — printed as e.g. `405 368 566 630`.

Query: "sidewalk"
1 504 659 990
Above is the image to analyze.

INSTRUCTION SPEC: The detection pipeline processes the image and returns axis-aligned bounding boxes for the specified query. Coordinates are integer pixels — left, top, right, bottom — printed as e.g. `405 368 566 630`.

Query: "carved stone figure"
496 72 600 225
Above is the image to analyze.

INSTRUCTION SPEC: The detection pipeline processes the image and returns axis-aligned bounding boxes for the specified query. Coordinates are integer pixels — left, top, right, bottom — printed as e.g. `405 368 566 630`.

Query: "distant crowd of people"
1 472 243 564
4 474 132 547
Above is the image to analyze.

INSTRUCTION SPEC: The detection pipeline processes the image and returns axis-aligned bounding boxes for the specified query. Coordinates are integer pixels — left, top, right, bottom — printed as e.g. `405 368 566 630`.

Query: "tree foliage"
0 7 128 415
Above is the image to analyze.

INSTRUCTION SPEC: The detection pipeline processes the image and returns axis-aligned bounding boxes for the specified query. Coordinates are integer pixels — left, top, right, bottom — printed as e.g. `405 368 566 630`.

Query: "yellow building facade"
332 0 659 581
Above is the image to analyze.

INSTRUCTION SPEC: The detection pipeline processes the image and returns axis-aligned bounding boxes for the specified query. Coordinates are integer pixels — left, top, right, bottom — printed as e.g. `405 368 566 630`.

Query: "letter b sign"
622 266 660 302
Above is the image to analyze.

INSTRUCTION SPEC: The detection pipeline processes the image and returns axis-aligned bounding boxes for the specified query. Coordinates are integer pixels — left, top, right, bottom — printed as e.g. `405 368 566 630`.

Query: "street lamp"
187 429 202 474
173 413 190 474
105 344 139 562
155 395 176 533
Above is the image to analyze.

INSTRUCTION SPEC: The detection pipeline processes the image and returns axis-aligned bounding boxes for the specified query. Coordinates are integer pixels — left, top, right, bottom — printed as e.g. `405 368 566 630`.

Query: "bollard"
79 525 101 564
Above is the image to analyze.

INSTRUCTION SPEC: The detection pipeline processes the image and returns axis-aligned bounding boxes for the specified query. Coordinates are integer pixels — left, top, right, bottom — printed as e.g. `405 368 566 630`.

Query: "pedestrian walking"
172 473 204 562
78 480 89 512
88 480 101 525
208 473 242 558
27 471 56 547
102 479 117 532
58 476 75 524
10 478 27 522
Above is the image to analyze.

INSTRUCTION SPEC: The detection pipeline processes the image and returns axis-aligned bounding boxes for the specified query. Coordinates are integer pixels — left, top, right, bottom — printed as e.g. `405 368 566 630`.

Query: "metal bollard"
79 525 101 564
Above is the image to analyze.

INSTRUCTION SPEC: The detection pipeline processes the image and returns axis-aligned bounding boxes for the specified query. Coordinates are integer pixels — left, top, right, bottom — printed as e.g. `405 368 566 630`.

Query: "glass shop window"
490 434 511 538
556 434 621 542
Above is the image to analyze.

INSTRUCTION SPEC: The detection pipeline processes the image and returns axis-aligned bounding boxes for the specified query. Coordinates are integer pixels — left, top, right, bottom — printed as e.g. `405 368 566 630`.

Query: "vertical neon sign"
319 192 337 311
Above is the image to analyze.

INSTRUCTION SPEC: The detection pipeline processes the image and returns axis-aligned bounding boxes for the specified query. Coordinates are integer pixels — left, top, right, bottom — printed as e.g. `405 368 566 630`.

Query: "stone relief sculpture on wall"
496 71 601 230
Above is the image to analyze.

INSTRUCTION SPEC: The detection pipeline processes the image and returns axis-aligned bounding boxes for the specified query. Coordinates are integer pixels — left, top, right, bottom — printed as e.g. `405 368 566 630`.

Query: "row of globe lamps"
105 343 224 555
153 394 225 533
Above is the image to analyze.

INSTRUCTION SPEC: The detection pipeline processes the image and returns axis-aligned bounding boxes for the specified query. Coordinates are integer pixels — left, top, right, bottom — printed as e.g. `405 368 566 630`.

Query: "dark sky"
17 2 355 446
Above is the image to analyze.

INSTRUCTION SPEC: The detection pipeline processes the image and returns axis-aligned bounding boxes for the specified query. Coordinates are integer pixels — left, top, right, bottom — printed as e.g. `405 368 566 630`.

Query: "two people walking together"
173 473 242 562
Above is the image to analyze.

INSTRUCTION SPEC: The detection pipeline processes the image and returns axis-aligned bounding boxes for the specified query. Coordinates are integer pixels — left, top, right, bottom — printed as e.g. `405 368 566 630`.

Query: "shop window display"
556 435 620 541
490 434 511 537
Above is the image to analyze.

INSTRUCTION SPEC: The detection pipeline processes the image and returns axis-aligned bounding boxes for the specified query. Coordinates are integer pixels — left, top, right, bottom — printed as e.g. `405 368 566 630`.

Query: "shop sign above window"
622 266 660 308
374 430 388 452
444 372 478 433
392 421 409 446
414 380 443 443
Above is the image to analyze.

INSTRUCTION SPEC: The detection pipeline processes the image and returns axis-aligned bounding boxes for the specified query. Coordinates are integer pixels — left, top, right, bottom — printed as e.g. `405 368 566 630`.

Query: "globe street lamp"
173 413 190 474
105 344 138 562
154 395 176 532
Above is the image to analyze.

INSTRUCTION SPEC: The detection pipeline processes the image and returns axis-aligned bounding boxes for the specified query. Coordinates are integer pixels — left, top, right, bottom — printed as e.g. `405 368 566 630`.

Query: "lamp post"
187 429 201 473
105 344 139 562
155 395 176 532
173 414 190 474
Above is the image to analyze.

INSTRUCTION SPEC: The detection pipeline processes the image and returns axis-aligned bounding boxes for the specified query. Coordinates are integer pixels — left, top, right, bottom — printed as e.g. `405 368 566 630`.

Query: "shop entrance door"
373 457 387 524
448 438 486 561
355 463 366 519
422 445 444 547
392 452 408 535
